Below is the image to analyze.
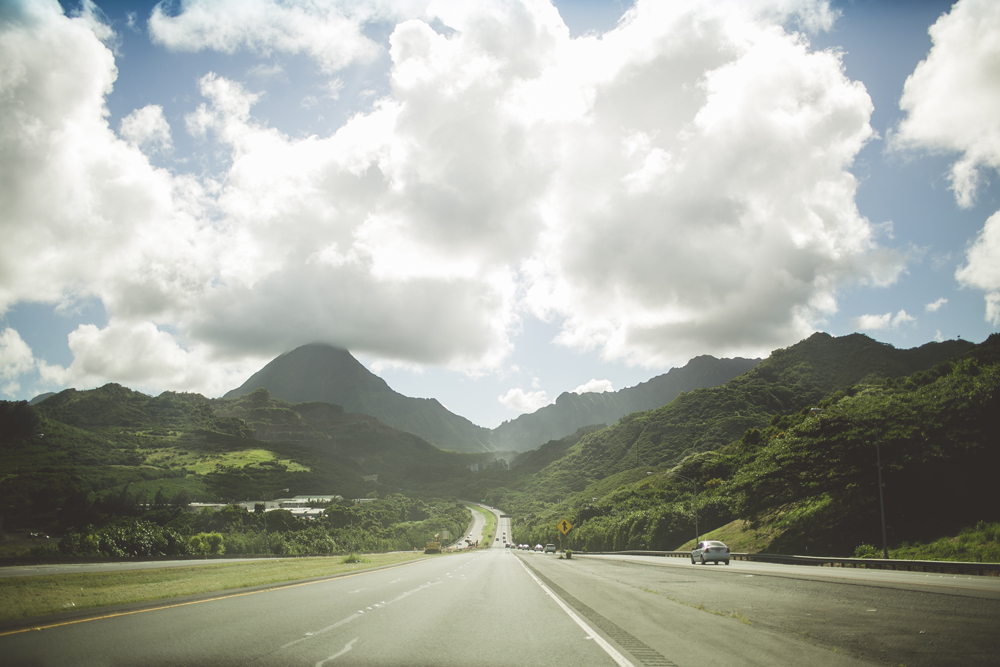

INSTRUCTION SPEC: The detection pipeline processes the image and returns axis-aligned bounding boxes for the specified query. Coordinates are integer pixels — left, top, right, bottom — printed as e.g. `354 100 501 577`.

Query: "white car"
534 544 543 552
692 540 730 565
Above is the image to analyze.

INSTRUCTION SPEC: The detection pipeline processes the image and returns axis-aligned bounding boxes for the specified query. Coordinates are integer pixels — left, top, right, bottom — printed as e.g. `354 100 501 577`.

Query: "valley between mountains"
2 331 997 562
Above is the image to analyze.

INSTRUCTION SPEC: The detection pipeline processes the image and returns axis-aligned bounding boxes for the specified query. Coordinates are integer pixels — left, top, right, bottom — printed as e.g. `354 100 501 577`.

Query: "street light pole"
668 472 698 546
810 408 888 559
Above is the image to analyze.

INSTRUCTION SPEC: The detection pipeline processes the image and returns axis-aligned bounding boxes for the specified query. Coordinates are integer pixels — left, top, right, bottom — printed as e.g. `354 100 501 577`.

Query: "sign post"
557 518 572 552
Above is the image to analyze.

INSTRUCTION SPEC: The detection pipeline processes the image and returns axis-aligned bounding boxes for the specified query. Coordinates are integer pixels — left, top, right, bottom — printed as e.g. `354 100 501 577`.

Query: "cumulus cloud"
895 0 1000 325
37 319 267 396
498 386 551 413
1 0 901 399
853 310 916 332
572 378 614 395
925 298 947 313
120 105 172 154
956 211 1000 325
148 0 392 73
520 0 885 366
896 0 1000 209
0 328 36 396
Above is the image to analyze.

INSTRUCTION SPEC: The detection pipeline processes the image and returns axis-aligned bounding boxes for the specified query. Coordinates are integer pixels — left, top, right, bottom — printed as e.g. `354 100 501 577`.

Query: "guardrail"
579 550 1000 577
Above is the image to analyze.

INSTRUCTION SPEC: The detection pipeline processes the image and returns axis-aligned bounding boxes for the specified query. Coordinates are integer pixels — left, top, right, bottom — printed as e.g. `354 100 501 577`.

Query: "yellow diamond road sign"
558 519 572 535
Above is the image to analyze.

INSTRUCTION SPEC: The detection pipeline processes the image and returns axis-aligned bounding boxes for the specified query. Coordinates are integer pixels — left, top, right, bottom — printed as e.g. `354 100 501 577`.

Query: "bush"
188 532 225 555
342 553 368 564
854 543 880 559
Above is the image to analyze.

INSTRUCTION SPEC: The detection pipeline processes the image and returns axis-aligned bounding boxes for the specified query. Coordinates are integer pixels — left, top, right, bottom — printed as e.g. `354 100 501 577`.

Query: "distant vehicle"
534 544 543 552
692 540 730 565
544 544 556 553
425 539 441 554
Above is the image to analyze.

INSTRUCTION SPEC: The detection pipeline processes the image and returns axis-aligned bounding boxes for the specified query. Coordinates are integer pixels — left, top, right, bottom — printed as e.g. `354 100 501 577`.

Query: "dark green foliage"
59 519 190 558
463 333 997 557
3 379 477 539
7 331 997 562
0 400 40 442
729 352 1000 553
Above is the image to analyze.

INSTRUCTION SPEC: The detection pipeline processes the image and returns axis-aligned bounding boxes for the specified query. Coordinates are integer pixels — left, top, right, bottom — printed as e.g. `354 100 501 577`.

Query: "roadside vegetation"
2 332 998 565
466 334 1000 559
467 503 496 547
0 552 428 621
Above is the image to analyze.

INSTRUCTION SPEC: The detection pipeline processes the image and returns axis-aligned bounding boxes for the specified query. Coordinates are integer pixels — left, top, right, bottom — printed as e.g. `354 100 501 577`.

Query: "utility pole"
811 408 888 559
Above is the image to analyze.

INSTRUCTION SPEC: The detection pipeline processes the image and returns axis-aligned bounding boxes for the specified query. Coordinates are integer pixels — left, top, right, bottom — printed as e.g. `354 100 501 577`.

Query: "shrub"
342 553 368 564
854 543 880 559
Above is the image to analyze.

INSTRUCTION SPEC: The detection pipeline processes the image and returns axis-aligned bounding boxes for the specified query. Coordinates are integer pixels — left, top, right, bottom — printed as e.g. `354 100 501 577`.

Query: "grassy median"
1 552 432 621
467 503 497 546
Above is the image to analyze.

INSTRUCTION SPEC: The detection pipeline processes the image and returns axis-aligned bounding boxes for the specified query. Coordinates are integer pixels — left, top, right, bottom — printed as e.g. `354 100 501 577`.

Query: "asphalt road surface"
3 548 998 666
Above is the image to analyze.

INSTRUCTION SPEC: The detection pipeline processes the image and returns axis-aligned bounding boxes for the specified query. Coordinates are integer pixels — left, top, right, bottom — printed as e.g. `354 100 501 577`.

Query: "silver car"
692 540 730 565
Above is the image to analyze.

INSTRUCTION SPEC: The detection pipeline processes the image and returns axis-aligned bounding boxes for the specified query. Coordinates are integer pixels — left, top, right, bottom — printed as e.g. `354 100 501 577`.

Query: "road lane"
5 548 997 666
1 550 621 666
522 551 1000 666
581 553 1000 597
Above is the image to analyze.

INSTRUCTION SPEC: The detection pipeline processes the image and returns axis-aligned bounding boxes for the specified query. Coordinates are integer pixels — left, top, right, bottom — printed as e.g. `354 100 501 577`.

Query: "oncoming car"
692 540 730 565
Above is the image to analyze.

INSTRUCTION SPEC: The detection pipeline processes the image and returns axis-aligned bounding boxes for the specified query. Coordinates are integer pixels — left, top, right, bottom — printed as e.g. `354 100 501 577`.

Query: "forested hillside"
481 334 998 557
0 385 486 540
489 355 760 451
2 331 994 562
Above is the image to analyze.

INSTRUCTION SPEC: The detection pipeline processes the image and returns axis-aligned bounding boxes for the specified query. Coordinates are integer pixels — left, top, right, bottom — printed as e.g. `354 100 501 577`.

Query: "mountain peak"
224 344 390 405
224 344 494 453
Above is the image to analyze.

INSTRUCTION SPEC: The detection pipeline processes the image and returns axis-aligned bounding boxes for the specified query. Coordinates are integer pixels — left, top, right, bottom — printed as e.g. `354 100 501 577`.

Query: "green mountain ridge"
468 332 996 556
3 331 996 563
223 343 758 454
489 354 761 451
497 332 975 494
223 344 497 454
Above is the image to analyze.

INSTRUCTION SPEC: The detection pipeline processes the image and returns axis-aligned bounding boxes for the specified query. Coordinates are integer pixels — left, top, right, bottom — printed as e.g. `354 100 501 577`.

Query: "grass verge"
464 503 497 547
0 552 428 621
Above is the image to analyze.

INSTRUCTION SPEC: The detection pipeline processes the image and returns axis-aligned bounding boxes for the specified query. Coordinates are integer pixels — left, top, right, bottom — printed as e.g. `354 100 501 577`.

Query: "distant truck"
424 538 441 554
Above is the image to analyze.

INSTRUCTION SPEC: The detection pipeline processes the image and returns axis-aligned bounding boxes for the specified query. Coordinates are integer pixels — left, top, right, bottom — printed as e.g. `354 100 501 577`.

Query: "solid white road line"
515 556 636 667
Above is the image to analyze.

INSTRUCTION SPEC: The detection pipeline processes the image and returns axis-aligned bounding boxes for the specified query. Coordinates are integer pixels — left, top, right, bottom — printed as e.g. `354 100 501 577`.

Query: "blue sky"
1 0 998 428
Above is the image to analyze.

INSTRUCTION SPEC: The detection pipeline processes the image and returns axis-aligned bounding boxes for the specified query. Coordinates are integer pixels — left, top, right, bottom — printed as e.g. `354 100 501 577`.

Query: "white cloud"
0 0 904 397
120 104 172 154
498 386 551 413
924 298 947 313
896 0 1000 209
38 319 267 397
572 378 614 395
0 328 36 396
852 309 916 332
895 0 1000 325
0 0 203 316
148 0 391 73
956 211 1000 325
521 0 885 367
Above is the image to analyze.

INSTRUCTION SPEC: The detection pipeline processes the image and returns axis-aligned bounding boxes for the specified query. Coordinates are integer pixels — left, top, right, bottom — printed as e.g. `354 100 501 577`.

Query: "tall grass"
890 521 1000 562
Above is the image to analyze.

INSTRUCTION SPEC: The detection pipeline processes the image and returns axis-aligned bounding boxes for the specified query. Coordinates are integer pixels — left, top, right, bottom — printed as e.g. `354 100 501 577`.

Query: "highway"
4 536 998 666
